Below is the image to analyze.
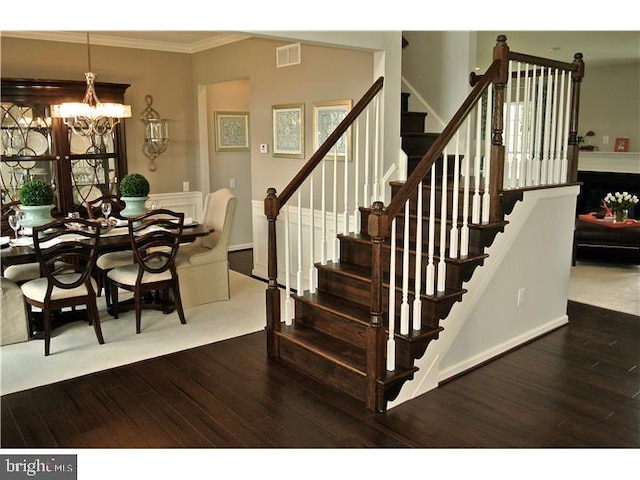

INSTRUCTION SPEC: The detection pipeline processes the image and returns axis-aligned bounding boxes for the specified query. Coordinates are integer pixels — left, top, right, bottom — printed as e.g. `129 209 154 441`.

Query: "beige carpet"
568 262 640 316
0 270 272 395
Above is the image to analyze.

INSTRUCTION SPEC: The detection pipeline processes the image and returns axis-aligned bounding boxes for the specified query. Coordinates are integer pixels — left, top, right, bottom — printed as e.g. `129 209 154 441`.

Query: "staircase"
401 92 439 176
264 35 584 412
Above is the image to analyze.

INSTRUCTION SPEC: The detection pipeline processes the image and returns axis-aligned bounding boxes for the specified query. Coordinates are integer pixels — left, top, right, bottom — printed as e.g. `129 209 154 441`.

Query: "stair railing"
369 35 584 382
264 77 385 359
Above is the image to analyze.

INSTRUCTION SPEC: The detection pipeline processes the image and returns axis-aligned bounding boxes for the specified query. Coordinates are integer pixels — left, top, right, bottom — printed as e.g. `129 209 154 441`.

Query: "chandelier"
51 33 131 137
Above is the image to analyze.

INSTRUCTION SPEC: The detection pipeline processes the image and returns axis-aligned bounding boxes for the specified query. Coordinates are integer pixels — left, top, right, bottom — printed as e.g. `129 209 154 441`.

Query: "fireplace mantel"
578 151 640 174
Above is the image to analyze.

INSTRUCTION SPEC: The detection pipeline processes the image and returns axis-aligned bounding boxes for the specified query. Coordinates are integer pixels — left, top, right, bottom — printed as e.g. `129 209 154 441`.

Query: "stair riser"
359 210 485 256
401 112 427 133
390 183 480 219
340 238 484 291
294 298 368 348
316 267 460 326
277 338 367 402
402 135 439 156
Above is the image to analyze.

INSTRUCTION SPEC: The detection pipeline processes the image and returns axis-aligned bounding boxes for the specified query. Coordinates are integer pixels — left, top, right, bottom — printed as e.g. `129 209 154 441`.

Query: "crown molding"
0 31 250 54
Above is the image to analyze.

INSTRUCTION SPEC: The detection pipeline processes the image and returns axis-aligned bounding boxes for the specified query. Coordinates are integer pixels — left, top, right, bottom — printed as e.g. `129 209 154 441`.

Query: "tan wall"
1 37 195 194
579 62 640 153
192 37 374 201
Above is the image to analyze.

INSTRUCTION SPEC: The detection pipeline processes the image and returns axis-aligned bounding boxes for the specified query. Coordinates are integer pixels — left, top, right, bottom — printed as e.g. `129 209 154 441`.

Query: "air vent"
276 43 301 68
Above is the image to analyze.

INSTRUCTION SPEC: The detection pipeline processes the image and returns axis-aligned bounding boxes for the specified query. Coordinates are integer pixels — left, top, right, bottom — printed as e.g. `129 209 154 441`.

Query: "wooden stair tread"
295 290 370 326
277 322 366 374
316 260 466 301
338 232 489 265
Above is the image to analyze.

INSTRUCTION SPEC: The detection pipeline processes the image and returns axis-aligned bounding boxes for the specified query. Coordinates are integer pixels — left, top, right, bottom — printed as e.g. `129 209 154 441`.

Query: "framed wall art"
614 137 629 153
215 111 250 152
272 103 305 158
313 99 352 160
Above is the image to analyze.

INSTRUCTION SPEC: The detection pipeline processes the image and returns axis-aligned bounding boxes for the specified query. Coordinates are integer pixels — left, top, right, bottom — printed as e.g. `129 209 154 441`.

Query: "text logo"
1 455 77 479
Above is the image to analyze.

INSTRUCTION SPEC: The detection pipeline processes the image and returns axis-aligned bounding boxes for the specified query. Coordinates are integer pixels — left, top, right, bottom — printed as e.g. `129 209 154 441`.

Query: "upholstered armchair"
175 188 237 308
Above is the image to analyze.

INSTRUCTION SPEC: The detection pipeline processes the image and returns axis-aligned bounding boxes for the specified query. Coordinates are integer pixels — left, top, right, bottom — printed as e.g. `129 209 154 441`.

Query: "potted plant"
119 173 150 217
19 179 55 228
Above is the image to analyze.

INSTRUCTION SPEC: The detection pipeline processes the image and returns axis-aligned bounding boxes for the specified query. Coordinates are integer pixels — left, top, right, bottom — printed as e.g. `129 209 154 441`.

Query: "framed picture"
272 103 305 158
313 99 352 160
614 137 629 153
215 111 250 152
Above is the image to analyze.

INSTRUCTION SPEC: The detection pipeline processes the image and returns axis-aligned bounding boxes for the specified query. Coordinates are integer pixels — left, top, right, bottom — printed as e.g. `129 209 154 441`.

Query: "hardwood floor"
2 250 638 450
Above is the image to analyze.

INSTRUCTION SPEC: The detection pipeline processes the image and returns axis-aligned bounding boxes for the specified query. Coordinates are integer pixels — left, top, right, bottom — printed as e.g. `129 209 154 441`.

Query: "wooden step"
359 206 507 254
338 232 488 290
315 261 466 327
401 111 427 133
294 291 370 348
276 322 368 402
401 132 439 157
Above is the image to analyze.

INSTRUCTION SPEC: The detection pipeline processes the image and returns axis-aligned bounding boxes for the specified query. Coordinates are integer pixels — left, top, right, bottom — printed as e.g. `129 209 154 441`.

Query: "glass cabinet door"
1 77 129 217
1 102 57 203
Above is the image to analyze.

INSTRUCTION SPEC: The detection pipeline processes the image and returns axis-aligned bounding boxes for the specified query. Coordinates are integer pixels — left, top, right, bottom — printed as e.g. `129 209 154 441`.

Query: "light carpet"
0 270 273 395
568 262 640 316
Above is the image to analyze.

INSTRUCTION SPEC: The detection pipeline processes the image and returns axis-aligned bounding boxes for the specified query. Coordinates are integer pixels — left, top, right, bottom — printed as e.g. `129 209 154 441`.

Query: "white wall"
401 31 477 127
389 186 580 407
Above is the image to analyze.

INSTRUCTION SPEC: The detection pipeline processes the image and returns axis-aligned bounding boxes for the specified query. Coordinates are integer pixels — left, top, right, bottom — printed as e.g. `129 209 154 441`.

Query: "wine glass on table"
8 214 21 242
101 200 112 220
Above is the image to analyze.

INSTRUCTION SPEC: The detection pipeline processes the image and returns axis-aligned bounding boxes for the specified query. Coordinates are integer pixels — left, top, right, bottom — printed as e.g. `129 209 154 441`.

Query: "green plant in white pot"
119 173 150 217
19 179 55 228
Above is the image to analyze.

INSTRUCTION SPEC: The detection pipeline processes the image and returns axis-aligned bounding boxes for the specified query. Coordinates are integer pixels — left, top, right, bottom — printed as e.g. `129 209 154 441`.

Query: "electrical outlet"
517 288 526 307
229 178 236 189
603 135 609 145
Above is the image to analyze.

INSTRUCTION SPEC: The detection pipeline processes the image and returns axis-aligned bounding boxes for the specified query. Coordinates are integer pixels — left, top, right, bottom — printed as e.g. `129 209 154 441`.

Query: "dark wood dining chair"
107 209 186 334
1 200 42 285
20 218 104 356
85 194 133 302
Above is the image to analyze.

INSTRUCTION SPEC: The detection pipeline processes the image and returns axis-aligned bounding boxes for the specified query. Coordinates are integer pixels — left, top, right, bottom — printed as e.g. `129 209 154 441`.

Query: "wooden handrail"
276 76 384 210
508 51 580 73
384 60 502 222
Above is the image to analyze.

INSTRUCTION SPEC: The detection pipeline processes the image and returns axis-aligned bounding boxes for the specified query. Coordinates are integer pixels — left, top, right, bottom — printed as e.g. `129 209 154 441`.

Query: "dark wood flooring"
2 250 638 450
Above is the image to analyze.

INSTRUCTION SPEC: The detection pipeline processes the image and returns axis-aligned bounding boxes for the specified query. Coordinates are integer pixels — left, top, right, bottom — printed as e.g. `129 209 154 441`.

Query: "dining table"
1 221 213 338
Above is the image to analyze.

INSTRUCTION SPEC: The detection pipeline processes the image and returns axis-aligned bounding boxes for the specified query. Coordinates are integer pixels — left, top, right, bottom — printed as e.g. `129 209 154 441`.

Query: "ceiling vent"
276 43 301 68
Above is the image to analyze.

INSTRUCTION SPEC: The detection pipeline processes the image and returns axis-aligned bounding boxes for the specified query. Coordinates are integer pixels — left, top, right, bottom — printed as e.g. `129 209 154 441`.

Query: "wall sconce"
140 94 169 171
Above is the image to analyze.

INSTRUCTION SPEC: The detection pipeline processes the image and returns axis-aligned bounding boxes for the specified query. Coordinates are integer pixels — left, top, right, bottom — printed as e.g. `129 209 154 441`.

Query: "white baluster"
353 121 361 229
472 102 482 224
460 118 471 257
343 132 349 235
321 159 327 265
412 181 423 331
522 63 533 187
533 66 545 186
437 146 448 293
400 200 411 335
284 205 293 325
449 133 460 258
363 107 370 208
373 95 381 202
513 61 523 188
548 68 559 184
297 192 303 295
561 72 572 182
387 218 397 371
333 148 339 262
504 60 514 189
426 167 436 296
481 86 492 225
308 175 316 293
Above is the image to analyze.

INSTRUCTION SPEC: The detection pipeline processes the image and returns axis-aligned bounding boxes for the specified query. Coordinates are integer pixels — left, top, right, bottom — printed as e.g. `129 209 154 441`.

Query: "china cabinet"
1 78 130 226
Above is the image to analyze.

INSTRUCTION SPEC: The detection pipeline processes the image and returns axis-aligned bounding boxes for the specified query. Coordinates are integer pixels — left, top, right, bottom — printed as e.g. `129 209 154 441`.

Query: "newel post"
489 34 509 222
567 53 585 183
367 201 389 411
264 187 281 358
